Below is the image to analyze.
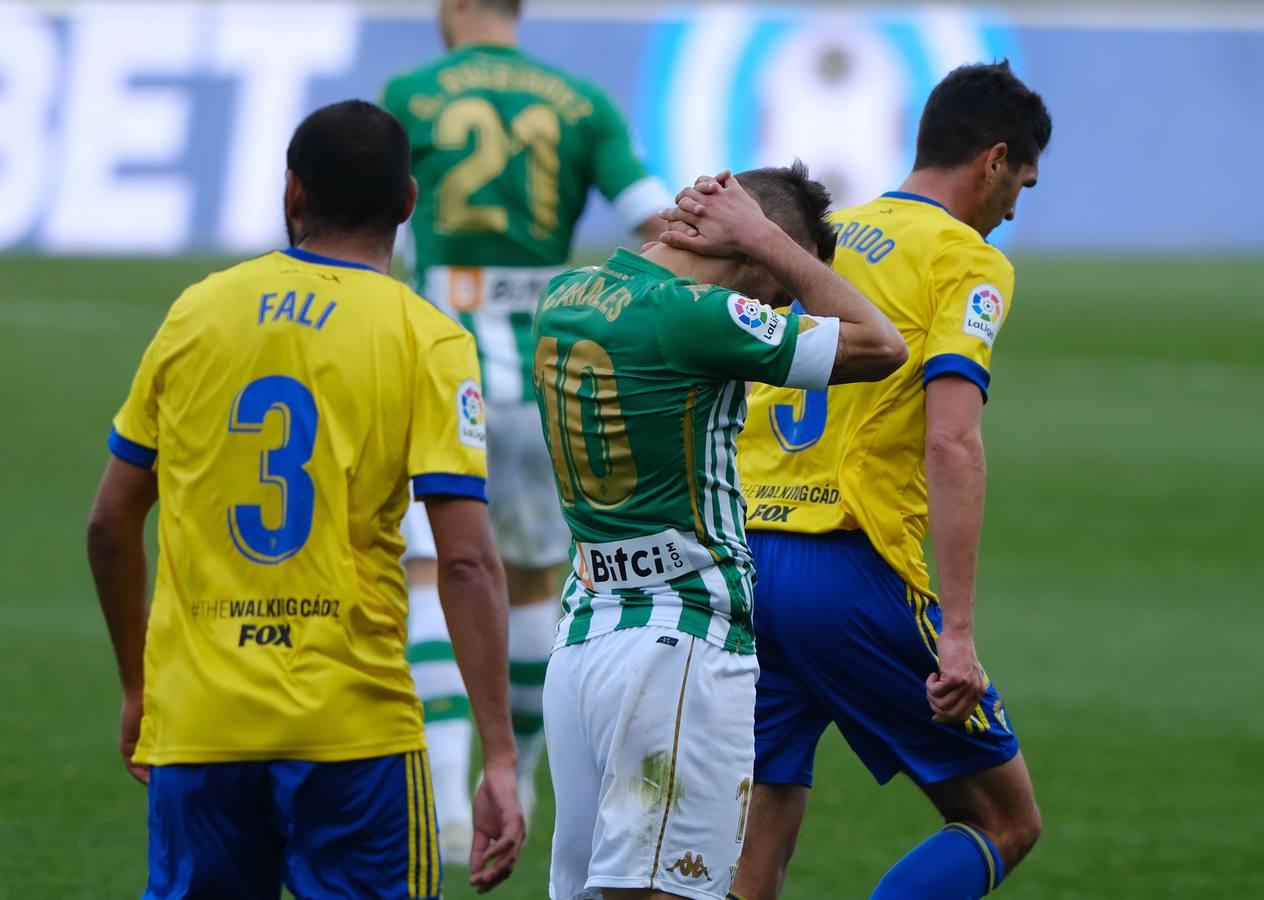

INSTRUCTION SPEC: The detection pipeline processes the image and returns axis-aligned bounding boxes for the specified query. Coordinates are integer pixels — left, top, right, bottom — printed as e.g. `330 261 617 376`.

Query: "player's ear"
400 177 419 225
984 142 1009 179
284 170 305 228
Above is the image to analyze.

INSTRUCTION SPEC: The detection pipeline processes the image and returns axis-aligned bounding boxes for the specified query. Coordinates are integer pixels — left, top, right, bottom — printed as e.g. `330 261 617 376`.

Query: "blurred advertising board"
2 2 1261 254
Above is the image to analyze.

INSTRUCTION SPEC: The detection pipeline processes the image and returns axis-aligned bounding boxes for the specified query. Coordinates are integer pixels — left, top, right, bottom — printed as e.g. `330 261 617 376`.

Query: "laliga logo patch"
455 380 486 449
727 294 785 346
734 296 767 328
962 284 1004 348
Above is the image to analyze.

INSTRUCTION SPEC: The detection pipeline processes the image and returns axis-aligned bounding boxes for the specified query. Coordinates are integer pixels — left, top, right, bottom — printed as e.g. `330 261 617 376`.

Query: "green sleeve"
655 285 803 385
380 74 408 122
585 87 653 203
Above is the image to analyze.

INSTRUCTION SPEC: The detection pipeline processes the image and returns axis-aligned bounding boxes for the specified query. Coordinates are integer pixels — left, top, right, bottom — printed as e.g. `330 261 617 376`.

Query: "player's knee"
995 800 1042 869
1012 801 1043 861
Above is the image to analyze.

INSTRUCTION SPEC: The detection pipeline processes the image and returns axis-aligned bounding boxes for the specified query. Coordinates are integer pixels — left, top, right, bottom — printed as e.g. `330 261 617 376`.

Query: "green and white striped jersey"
533 249 840 654
383 44 670 404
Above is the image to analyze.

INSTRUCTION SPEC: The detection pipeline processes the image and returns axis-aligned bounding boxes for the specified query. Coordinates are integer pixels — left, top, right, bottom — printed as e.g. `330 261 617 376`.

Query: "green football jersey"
533 249 839 654
383 45 667 403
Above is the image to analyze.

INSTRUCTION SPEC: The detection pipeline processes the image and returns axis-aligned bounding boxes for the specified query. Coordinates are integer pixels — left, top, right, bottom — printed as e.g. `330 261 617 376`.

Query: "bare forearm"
749 223 864 321
87 519 149 693
925 434 987 633
747 224 906 381
437 555 517 767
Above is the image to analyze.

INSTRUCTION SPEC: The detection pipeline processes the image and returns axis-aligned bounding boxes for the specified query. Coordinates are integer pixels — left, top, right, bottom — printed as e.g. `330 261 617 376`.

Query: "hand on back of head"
656 170 772 258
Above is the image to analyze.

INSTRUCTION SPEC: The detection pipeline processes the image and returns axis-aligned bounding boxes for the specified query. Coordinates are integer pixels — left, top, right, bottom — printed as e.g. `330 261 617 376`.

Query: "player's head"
730 160 836 305
913 61 1052 237
439 0 522 49
284 100 417 251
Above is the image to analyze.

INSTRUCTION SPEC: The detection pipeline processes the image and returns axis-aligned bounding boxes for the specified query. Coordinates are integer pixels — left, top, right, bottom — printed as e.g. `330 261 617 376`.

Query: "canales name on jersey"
533 249 839 653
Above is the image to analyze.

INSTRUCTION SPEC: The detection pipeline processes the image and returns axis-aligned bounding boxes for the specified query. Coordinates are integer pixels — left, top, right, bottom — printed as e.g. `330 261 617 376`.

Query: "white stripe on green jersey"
534 249 840 655
420 265 561 405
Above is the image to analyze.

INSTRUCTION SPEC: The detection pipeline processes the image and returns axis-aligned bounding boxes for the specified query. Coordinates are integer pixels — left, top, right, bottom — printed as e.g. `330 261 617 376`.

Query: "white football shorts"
544 627 757 900
401 401 570 569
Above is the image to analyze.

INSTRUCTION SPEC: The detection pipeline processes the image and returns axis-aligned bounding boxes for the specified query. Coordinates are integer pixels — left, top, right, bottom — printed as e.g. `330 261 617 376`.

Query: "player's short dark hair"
736 161 836 264
476 0 523 16
914 61 1052 171
286 99 412 241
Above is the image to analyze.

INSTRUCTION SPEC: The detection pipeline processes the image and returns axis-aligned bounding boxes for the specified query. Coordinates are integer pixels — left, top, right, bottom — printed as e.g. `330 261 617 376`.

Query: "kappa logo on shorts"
666 851 710 880
656 635 679 647
962 284 1004 347
727 294 786 346
455 380 487 450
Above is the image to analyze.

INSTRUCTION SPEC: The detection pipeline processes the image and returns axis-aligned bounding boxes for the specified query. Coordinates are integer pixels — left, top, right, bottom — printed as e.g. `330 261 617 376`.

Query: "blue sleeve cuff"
411 473 488 503
924 354 991 402
108 427 157 469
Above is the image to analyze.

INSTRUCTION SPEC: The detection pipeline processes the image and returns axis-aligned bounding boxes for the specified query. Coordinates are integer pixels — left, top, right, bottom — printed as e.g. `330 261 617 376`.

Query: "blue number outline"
769 388 828 453
227 376 318 565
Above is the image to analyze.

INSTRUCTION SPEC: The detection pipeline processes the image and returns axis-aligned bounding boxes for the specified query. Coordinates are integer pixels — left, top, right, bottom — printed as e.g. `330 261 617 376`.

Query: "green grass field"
1 253 1261 898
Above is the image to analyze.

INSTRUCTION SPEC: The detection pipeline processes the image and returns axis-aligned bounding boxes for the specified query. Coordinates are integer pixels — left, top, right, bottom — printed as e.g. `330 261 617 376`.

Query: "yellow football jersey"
739 193 1014 596
110 248 487 764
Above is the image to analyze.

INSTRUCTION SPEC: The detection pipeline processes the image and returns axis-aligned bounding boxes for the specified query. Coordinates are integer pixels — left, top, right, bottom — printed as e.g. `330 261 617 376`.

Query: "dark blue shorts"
750 530 1019 788
145 751 439 900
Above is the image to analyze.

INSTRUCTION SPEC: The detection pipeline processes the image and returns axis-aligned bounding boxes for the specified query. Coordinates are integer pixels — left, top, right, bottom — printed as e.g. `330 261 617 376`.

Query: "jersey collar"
462 43 522 56
880 191 952 215
282 247 381 273
608 246 678 280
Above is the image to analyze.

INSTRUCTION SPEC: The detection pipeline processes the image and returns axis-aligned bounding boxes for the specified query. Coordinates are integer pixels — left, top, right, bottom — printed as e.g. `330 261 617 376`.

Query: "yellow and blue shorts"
749 529 1019 787
144 751 440 900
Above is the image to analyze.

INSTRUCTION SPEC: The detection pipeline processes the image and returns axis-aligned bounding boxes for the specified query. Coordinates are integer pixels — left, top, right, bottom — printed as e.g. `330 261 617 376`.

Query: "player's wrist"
119 670 145 697
481 742 518 771
739 217 789 261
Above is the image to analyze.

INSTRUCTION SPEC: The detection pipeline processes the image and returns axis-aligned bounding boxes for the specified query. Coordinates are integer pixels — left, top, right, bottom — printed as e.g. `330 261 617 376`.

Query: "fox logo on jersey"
456 380 487 449
238 623 293 648
728 294 786 346
963 284 1004 347
749 503 793 524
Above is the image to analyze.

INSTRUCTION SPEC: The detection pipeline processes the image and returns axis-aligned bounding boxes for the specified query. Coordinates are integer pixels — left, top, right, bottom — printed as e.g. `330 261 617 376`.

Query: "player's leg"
730 531 836 900
542 639 602 900
274 752 440 900
920 752 1042 869
144 762 284 900
580 627 757 900
503 566 557 827
402 501 475 864
774 530 1033 899
730 785 810 900
870 587 1040 898
485 402 569 824
873 753 1041 898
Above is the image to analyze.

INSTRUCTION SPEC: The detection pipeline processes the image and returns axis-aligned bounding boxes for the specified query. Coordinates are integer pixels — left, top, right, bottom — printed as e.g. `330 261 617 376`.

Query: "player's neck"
294 236 392 275
898 170 978 230
641 244 737 288
451 16 518 50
